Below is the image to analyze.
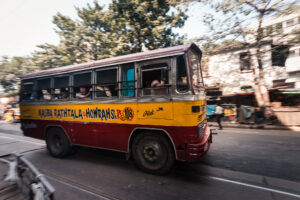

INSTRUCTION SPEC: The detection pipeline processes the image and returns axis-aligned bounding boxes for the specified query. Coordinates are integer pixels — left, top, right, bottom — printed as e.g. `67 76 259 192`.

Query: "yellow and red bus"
20 43 212 174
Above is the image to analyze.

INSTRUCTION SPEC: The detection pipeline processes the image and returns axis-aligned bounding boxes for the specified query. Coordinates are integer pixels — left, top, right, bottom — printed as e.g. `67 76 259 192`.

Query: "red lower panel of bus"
20 119 211 161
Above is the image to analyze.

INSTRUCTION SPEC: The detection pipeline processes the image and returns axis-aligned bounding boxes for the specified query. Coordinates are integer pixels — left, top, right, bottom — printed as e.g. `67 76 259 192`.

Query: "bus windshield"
189 50 204 95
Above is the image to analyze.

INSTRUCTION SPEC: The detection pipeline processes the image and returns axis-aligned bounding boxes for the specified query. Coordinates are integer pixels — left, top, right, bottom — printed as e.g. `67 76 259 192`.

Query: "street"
202 128 300 182
1 121 300 200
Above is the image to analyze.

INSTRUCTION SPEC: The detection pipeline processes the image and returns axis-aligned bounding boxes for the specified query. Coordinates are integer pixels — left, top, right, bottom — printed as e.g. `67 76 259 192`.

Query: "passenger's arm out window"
73 72 92 99
141 63 169 96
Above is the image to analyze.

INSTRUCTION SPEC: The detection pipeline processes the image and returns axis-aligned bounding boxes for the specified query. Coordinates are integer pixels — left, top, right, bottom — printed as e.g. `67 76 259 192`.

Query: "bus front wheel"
46 127 72 158
132 132 175 175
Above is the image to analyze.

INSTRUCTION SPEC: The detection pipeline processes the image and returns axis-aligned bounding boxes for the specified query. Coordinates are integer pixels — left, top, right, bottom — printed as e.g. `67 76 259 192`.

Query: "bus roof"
21 43 201 80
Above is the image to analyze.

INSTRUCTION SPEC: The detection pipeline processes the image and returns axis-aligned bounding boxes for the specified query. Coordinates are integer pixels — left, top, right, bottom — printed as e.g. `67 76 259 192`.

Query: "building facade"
204 10 300 97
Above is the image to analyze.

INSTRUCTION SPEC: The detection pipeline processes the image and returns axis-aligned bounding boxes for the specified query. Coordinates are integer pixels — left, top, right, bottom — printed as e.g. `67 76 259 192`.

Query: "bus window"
176 56 189 93
73 72 92 99
141 63 169 96
37 78 51 101
121 64 135 97
96 68 118 97
21 80 35 101
189 50 204 95
53 76 70 100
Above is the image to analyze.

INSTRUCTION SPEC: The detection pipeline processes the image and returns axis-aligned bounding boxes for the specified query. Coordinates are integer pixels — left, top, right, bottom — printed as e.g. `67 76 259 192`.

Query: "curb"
208 122 292 131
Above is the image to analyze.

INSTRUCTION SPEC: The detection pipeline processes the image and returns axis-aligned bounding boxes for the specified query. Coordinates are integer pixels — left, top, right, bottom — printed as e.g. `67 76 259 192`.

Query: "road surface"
0 121 300 200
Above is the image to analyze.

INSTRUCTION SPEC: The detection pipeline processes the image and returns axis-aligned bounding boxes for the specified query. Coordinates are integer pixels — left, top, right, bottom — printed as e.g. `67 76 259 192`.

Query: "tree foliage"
34 0 187 66
0 0 188 95
193 0 299 108
110 0 187 52
198 0 298 45
0 56 37 94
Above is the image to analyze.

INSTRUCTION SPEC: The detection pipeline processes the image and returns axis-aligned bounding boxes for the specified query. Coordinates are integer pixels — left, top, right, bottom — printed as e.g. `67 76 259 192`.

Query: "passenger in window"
23 93 34 101
151 80 164 87
96 86 112 97
177 76 188 92
42 90 51 100
53 89 60 100
76 87 92 99
53 88 69 100
151 79 166 95
37 89 50 100
179 76 187 84
61 88 69 99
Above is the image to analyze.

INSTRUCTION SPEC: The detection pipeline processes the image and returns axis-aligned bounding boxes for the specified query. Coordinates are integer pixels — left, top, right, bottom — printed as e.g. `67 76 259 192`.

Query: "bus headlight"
198 123 205 137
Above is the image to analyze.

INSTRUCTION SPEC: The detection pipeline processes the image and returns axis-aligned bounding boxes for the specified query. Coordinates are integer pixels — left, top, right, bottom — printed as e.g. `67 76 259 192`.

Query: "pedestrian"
12 110 15 121
214 102 224 130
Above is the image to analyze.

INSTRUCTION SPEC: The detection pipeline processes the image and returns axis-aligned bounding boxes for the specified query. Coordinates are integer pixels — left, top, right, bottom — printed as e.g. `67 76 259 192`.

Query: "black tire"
132 132 175 175
46 127 72 158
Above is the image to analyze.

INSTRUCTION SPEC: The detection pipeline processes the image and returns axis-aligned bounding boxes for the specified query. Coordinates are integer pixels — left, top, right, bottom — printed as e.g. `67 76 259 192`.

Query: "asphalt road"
0 121 300 200
202 128 300 182
0 121 22 136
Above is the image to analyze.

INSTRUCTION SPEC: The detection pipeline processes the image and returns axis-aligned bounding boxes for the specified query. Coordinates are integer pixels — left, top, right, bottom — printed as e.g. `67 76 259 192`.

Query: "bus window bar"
24 84 172 101
140 87 170 96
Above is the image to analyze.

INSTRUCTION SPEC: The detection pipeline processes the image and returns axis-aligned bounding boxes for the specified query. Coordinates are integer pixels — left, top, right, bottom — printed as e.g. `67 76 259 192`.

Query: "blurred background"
0 0 299 128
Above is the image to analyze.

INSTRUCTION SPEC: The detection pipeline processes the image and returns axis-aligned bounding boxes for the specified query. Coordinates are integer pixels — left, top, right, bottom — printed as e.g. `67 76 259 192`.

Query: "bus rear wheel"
132 132 175 175
46 127 72 158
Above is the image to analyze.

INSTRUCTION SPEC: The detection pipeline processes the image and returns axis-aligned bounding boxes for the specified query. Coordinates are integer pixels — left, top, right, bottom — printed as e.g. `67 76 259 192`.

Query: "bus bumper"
186 126 212 162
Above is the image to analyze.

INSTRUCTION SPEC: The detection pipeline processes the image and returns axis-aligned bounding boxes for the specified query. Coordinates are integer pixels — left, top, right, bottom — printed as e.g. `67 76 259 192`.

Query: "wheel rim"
143 142 161 162
50 133 63 154
53 135 62 148
137 138 167 170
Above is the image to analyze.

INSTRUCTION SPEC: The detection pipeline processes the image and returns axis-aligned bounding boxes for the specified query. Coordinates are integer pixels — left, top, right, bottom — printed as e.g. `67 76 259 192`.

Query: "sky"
0 0 205 58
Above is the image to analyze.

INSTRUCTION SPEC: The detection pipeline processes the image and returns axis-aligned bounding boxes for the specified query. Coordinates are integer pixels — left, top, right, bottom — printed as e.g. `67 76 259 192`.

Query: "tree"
35 0 188 67
0 56 37 95
31 43 72 70
109 0 187 52
195 0 298 112
1 0 189 94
